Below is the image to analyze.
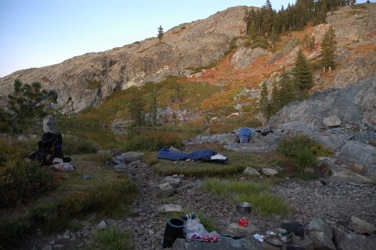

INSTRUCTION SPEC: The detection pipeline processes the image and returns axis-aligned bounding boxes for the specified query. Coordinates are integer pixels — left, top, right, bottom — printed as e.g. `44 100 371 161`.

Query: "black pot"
162 218 185 248
236 202 252 214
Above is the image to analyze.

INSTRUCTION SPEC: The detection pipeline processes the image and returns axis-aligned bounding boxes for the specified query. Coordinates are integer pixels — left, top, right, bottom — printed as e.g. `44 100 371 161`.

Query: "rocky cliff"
0 6 249 114
0 4 375 116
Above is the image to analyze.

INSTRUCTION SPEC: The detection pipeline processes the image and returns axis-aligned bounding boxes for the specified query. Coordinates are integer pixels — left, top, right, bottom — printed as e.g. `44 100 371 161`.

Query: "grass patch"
90 227 133 250
203 179 291 216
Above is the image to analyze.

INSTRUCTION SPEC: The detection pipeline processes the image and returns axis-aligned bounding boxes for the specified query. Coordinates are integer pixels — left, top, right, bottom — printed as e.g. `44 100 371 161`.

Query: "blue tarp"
157 148 220 162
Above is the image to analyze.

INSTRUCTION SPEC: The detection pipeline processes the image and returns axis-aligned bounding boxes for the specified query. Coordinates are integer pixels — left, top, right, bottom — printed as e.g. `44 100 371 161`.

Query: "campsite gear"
265 236 285 247
236 202 252 214
266 230 277 237
279 231 293 243
236 202 252 228
221 234 244 240
162 218 185 248
236 128 255 143
157 148 228 163
238 218 249 227
184 218 220 243
281 221 305 240
29 132 64 166
181 212 197 220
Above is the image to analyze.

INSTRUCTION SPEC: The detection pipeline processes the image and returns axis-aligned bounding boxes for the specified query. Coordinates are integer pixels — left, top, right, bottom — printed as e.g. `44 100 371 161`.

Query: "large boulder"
268 77 376 131
337 141 376 178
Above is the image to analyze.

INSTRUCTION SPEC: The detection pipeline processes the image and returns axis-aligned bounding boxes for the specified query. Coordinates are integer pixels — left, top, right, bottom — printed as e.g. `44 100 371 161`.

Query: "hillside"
0 4 375 127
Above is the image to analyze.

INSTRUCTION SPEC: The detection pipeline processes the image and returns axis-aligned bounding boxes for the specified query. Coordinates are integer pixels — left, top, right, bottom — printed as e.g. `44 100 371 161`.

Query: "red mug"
238 218 248 227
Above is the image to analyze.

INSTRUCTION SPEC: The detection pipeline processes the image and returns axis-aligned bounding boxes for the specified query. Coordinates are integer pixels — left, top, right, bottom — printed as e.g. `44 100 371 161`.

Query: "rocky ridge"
0 4 375 116
0 6 248 114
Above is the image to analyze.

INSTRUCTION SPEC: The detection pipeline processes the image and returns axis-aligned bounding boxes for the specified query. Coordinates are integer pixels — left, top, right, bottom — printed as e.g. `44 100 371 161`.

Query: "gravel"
21 160 376 250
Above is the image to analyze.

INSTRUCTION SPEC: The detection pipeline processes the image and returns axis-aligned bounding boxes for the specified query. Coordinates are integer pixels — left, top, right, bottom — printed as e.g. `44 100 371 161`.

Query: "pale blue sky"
0 0 372 77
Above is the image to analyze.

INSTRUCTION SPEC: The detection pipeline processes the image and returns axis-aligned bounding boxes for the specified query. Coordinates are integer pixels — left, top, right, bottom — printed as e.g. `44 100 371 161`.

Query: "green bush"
124 131 183 152
0 138 57 209
276 134 332 171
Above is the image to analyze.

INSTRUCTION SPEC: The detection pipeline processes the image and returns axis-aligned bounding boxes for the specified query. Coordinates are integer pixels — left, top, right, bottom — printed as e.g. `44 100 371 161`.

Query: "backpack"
29 132 63 166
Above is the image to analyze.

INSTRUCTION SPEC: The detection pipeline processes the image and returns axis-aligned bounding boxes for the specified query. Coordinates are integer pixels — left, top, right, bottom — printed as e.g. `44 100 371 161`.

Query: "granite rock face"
0 6 248 113
268 77 376 131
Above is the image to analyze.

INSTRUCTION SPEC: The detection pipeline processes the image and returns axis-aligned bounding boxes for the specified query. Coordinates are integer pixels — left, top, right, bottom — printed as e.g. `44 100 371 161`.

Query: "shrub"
58 178 136 217
124 130 183 152
0 138 57 209
276 134 332 171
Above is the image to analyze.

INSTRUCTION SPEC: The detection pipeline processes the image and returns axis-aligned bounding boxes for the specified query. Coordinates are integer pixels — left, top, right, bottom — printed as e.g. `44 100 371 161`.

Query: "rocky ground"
21 152 376 250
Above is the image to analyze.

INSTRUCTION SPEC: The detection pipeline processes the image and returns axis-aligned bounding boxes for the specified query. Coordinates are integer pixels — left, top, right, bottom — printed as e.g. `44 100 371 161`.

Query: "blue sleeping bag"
157 148 217 162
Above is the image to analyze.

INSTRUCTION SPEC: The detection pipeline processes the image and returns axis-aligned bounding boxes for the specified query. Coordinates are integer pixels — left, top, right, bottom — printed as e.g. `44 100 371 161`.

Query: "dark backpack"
29 132 63 165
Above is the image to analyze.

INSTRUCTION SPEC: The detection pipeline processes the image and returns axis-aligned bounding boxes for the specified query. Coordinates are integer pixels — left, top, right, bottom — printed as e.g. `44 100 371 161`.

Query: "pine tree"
279 68 295 106
264 0 272 9
157 25 164 42
7 80 57 121
316 0 328 24
321 26 337 72
294 49 313 91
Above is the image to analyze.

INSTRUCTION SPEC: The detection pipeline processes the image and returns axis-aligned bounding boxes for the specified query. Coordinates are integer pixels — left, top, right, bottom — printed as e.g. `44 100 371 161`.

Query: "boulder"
348 216 376 235
307 231 336 250
307 218 333 239
312 132 346 152
262 168 279 177
323 115 341 128
334 231 376 250
337 141 376 178
152 182 175 197
121 152 144 163
243 167 260 177
160 176 181 188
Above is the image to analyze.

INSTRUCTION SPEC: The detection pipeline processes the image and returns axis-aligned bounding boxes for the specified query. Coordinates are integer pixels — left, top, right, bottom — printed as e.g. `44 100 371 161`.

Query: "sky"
0 0 373 77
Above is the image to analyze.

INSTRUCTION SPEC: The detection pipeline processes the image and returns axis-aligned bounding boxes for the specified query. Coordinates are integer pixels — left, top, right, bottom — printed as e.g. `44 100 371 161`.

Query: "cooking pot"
236 202 252 214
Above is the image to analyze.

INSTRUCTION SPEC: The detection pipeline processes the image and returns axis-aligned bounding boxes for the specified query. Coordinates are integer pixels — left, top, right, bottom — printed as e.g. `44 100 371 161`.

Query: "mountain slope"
0 6 248 114
0 4 375 119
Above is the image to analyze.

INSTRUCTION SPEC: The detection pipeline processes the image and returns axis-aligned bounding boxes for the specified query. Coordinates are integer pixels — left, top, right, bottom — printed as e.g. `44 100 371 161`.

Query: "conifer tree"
316 0 328 24
294 49 313 91
321 26 337 72
279 68 295 106
7 80 57 121
157 25 164 42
